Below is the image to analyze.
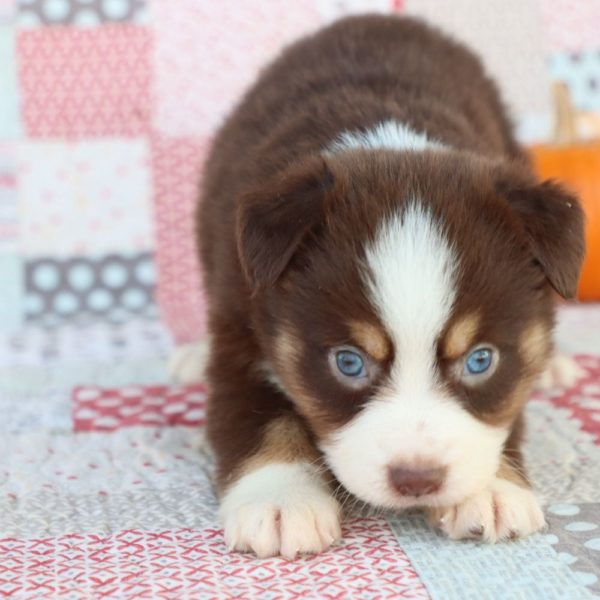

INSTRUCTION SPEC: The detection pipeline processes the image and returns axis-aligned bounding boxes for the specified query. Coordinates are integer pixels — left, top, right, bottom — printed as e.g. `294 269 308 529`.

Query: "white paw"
220 462 341 559
535 352 584 391
167 340 209 384
429 478 545 543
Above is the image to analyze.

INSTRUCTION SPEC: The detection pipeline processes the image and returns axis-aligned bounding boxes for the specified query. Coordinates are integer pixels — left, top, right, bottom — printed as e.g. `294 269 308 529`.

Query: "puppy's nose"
388 465 446 497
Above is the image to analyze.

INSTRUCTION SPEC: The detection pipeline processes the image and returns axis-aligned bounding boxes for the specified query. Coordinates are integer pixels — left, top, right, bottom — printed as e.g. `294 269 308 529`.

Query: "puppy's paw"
428 478 545 543
167 340 209 384
535 352 585 391
220 462 341 559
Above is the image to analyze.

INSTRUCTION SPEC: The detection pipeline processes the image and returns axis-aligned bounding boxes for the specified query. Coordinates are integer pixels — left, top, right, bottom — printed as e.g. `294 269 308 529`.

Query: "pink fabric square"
539 0 600 52
153 0 322 137
151 136 207 342
17 25 152 138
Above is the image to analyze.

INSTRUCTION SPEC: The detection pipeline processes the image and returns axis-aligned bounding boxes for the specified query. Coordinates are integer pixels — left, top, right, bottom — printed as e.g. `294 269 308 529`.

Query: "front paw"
220 462 341 559
428 478 545 543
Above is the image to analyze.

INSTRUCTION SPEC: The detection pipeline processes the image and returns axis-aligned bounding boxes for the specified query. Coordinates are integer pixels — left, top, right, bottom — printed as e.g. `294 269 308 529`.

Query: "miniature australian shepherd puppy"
194 15 585 558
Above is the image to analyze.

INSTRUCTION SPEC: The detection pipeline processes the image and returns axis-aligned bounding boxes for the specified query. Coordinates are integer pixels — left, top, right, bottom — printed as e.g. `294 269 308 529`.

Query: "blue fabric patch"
550 50 600 112
387 513 593 600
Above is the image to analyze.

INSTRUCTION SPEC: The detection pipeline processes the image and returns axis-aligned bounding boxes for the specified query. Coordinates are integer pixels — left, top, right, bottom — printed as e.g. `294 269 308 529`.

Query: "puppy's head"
237 150 585 508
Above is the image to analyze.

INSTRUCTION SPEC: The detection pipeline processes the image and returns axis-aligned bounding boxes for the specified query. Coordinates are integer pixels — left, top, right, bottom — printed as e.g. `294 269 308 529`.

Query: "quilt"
1 0 600 598
2 306 600 598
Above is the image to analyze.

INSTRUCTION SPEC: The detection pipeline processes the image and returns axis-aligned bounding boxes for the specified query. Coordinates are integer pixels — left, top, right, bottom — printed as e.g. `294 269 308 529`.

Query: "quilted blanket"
2 0 600 598
2 307 600 598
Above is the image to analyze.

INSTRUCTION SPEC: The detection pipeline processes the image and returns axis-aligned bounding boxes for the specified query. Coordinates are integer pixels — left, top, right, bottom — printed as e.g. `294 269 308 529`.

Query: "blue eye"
465 348 494 375
336 350 366 378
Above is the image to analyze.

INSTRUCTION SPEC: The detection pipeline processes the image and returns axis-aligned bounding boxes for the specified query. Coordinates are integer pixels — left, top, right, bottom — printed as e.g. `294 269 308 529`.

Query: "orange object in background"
529 83 600 301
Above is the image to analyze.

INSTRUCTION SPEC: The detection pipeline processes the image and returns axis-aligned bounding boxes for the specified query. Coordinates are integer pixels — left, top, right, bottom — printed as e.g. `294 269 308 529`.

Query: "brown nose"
388 465 446 497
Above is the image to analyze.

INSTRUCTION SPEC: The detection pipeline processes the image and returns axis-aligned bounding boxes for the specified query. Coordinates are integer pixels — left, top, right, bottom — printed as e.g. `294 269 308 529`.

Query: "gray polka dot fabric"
18 0 146 26
25 252 156 327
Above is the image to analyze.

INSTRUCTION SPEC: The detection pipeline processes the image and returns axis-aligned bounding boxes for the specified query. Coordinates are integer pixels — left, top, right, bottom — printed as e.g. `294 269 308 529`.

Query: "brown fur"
273 325 335 438
229 415 321 491
497 453 529 488
197 15 585 499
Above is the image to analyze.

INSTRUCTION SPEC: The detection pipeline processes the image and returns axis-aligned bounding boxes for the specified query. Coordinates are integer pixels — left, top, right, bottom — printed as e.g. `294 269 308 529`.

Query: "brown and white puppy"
196 15 585 558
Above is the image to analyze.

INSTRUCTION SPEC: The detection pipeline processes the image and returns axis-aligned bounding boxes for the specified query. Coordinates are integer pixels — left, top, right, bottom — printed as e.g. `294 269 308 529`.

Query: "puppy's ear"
500 177 585 299
236 157 334 289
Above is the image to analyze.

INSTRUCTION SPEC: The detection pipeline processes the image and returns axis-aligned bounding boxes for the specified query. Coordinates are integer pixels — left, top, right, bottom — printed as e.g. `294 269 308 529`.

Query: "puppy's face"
237 150 584 509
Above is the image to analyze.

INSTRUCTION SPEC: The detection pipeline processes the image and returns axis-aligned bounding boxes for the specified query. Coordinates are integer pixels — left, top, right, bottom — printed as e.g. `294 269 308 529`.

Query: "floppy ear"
501 178 585 299
236 157 334 289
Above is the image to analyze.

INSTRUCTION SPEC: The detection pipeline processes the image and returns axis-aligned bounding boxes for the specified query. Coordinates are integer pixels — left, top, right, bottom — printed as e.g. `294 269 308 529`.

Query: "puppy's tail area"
168 339 209 384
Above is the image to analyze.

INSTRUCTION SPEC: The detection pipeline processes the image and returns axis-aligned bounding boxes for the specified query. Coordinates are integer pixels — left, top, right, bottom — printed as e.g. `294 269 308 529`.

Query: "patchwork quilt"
2 308 600 598
2 0 600 598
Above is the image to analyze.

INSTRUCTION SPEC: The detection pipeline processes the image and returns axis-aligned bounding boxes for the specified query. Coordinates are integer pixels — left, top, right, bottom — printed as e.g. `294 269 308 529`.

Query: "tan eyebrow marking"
519 321 552 370
350 321 390 361
274 325 331 438
443 313 480 359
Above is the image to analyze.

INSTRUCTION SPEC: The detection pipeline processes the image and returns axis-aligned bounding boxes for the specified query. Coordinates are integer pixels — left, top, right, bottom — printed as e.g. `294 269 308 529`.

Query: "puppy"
197 15 585 558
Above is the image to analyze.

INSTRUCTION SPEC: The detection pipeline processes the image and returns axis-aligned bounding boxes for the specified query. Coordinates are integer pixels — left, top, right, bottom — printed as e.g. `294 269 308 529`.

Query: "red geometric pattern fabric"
0 521 429 599
17 25 152 138
544 355 600 445
72 384 206 432
150 136 208 342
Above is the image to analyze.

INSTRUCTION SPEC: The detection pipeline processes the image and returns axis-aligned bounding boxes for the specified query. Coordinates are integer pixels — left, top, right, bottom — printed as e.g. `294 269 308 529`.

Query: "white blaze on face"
321 202 508 509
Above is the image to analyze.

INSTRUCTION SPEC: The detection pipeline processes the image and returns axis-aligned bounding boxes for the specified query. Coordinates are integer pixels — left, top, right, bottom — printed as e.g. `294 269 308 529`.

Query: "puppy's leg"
168 339 209 384
535 351 585 391
207 336 341 559
429 419 545 543
219 415 342 559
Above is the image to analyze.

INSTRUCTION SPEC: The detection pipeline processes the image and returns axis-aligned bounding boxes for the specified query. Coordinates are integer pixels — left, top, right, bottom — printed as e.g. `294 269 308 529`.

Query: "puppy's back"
199 15 523 295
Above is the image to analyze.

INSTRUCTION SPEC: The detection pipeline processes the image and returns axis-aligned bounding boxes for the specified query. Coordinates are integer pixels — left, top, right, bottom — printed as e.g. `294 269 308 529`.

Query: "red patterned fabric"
151 137 208 342
544 355 600 444
17 25 152 138
72 384 206 431
0 520 428 599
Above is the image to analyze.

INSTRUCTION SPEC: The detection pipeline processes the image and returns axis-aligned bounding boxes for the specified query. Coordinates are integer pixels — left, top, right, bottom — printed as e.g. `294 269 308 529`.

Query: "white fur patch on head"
366 202 457 393
220 462 341 559
320 202 508 509
327 119 445 154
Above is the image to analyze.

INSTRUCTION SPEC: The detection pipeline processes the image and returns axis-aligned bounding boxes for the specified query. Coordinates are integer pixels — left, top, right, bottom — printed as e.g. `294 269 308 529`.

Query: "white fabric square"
18 138 154 257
